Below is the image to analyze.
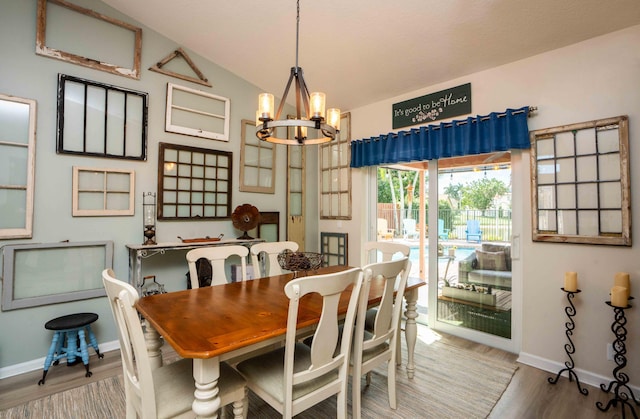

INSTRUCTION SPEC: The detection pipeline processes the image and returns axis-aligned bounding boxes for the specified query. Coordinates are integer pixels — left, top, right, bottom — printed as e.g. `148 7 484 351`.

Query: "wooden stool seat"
38 312 103 385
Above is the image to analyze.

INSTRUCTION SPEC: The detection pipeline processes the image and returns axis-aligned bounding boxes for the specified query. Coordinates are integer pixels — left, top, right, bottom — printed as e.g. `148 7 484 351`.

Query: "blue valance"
350 106 531 168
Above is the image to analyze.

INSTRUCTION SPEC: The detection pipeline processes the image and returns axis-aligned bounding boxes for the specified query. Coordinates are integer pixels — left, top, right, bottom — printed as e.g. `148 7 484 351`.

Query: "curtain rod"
377 106 537 140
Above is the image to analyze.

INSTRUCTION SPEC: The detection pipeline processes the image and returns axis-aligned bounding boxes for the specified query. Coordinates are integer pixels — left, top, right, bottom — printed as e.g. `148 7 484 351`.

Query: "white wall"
0 0 306 373
348 25 640 388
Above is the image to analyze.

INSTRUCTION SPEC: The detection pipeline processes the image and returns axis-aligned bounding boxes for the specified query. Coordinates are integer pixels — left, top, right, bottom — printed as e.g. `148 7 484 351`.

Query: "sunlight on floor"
417 324 442 345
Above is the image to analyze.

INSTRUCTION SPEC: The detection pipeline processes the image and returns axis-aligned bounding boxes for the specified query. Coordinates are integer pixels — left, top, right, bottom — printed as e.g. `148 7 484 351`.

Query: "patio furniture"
458 243 512 290
377 218 394 240
438 219 450 240
465 220 483 243
402 219 419 239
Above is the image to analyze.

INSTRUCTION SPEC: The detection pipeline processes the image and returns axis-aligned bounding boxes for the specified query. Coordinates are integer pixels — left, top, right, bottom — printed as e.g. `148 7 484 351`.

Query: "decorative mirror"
530 115 630 246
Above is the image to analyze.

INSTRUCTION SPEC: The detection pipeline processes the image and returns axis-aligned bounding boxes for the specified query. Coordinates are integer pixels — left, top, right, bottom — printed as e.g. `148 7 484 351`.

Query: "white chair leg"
352 374 362 419
396 318 403 366
337 388 347 419
388 359 397 409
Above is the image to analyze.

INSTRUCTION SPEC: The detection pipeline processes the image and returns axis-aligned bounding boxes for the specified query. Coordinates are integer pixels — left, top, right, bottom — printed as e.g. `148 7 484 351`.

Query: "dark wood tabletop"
136 265 425 360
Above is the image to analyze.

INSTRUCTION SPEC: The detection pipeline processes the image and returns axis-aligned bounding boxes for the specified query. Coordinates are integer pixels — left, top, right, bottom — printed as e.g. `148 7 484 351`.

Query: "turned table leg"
404 288 419 379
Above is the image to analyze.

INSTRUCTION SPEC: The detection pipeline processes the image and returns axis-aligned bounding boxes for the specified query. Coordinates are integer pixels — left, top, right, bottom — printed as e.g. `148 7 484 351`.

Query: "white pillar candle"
614 272 631 295
564 272 578 292
611 285 629 308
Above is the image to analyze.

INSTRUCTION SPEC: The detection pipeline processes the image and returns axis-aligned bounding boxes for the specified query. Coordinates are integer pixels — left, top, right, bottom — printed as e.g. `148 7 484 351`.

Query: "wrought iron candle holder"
548 288 588 395
596 297 638 418
142 192 157 245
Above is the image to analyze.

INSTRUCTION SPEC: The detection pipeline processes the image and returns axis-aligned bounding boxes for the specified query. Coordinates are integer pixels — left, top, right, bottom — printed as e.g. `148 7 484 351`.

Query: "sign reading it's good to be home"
392 83 471 129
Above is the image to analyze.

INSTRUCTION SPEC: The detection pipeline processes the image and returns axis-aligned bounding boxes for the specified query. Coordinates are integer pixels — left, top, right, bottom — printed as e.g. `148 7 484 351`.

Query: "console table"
126 239 264 291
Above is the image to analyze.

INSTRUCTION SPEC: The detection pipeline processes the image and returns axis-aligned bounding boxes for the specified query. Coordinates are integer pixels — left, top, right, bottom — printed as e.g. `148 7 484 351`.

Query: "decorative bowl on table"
277 250 324 277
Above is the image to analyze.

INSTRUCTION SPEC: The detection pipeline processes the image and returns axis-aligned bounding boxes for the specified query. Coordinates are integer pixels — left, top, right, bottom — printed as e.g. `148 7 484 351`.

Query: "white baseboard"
518 351 640 394
0 340 120 380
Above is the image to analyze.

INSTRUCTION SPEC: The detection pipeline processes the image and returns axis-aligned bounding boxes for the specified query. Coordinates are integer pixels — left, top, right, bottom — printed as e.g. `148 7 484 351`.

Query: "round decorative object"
231 204 261 239
277 250 323 277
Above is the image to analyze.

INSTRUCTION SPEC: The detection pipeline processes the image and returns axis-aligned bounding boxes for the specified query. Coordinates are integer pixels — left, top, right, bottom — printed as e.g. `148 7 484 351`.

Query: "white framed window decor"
72 167 135 216
0 93 37 239
165 83 230 141
530 115 630 246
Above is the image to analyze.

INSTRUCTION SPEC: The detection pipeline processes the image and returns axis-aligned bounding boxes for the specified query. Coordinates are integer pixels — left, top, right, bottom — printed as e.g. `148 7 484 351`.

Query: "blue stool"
38 312 104 385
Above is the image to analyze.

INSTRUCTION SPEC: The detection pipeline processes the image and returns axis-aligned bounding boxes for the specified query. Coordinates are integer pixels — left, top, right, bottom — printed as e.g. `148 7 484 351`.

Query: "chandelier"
256 0 340 145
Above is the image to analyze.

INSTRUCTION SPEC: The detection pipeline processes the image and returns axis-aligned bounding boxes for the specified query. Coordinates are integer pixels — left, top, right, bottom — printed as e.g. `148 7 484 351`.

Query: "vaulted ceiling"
102 0 640 111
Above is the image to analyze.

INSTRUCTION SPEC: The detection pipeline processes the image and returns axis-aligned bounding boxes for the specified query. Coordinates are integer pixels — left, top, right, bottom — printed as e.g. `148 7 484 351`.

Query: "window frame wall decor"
56 74 148 160
1 240 114 310
240 118 276 193
530 115 630 246
320 112 352 220
165 83 230 141
0 94 37 239
157 142 232 220
72 167 135 216
320 232 348 266
36 0 142 79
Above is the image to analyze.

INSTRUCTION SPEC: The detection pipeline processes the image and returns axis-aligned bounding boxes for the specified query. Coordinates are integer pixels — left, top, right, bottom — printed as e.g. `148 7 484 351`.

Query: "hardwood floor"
0 333 621 418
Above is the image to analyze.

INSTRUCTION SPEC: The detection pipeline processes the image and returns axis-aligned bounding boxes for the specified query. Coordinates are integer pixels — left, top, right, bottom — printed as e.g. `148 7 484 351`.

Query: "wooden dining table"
135 265 425 418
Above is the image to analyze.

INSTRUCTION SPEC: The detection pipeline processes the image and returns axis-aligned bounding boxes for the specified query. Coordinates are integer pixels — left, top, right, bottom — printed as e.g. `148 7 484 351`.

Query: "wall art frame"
0 93 37 239
165 83 230 141
56 74 148 160
36 0 142 79
320 112 352 219
157 142 232 220
239 118 276 193
2 240 114 310
72 167 135 216
530 115 630 246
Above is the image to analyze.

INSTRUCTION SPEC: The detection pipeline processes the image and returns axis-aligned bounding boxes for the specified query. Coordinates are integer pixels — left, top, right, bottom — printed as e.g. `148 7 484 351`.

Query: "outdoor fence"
377 204 512 242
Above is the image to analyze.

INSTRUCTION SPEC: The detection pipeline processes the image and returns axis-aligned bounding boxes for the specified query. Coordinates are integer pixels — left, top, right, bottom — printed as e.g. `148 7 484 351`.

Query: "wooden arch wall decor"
149 48 212 87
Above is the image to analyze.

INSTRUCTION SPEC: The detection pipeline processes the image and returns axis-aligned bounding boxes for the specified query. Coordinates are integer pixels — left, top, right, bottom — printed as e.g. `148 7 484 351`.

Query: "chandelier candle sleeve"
327 108 340 130
614 272 631 294
259 93 274 120
310 92 325 119
611 286 629 308
564 272 578 292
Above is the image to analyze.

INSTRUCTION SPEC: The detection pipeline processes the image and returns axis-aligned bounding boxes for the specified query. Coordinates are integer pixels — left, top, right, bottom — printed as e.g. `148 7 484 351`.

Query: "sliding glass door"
434 164 513 342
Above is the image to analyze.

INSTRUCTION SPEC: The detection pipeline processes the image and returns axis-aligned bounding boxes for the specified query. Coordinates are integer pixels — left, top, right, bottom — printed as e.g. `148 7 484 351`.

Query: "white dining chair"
363 241 410 364
236 267 364 419
102 269 248 419
364 241 410 263
352 257 410 419
186 245 250 288
249 241 299 278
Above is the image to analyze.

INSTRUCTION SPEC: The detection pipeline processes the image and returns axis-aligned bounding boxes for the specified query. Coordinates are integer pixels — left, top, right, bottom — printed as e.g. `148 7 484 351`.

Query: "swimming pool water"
408 246 475 264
